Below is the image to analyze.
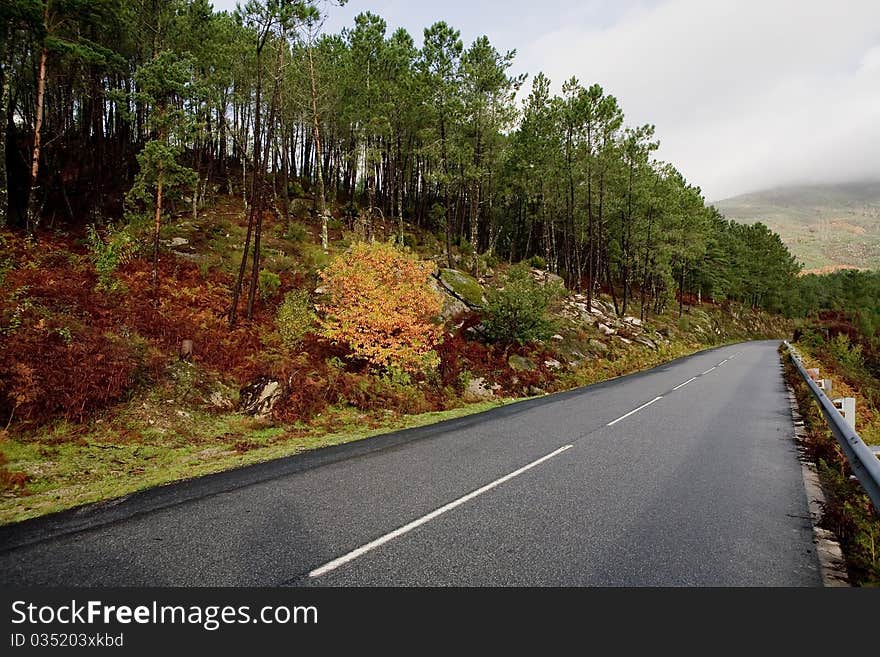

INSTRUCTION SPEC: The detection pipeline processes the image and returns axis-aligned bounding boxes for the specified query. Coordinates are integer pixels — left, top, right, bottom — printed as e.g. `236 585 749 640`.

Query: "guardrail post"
832 397 856 430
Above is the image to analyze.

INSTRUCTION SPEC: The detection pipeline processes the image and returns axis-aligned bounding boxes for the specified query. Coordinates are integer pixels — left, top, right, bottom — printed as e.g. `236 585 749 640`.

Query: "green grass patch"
0 399 510 525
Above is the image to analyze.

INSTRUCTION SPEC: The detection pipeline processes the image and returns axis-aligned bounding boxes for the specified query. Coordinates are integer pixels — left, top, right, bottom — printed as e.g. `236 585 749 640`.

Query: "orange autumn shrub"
318 241 442 374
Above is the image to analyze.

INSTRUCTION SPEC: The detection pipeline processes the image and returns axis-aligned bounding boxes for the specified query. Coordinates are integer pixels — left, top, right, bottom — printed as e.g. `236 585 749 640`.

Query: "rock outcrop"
238 377 282 418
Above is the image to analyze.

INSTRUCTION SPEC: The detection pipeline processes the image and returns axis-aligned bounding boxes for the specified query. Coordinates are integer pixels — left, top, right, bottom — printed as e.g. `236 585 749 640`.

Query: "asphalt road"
0 340 821 586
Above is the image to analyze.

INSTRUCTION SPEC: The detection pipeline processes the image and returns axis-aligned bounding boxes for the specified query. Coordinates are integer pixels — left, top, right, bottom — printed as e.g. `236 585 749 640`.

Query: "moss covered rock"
508 354 536 372
438 268 485 308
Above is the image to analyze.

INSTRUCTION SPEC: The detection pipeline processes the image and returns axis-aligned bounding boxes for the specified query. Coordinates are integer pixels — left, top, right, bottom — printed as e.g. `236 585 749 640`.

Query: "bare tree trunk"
469 180 480 275
26 41 49 234
307 34 329 253
230 46 264 327
585 124 594 309
152 174 164 300
246 41 283 320
0 39 11 226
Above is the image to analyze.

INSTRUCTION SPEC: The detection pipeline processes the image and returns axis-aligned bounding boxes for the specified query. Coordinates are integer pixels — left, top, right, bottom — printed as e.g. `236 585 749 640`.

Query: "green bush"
285 221 310 243
86 224 139 291
483 264 562 344
276 290 315 348
288 180 305 198
527 255 546 270
258 270 281 300
797 326 826 351
829 333 864 369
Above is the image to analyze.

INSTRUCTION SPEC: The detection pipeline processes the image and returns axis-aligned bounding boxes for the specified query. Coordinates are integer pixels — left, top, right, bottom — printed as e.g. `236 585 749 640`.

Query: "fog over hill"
714 181 880 272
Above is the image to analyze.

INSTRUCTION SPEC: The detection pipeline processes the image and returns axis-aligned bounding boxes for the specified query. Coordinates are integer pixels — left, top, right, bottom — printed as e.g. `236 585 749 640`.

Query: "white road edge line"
308 444 574 578
673 377 697 391
702 367 716 375
607 396 663 427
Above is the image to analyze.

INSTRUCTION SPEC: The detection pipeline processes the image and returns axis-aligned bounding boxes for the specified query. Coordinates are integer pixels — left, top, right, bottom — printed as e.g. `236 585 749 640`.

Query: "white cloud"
212 0 880 200
518 0 880 199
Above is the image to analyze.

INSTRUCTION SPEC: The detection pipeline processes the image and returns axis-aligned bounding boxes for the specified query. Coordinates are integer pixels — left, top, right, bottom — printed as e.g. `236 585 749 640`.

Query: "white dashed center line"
673 377 697 391
607 396 663 427
702 367 716 375
308 444 574 578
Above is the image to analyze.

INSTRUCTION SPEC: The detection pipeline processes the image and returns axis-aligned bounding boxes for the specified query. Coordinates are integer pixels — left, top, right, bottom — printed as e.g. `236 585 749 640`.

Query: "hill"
0 194 793 524
714 181 880 271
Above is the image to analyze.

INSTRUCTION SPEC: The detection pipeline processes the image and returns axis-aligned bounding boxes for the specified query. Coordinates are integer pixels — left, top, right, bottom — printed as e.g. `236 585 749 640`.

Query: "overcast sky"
214 0 880 201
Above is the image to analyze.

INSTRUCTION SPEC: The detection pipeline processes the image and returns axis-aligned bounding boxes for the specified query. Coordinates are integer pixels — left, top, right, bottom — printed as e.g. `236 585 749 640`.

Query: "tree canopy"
1 0 809 319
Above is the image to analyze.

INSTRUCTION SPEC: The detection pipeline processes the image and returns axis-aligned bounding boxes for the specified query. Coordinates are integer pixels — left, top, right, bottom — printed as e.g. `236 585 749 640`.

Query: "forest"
2 0 878 428
1 0 805 321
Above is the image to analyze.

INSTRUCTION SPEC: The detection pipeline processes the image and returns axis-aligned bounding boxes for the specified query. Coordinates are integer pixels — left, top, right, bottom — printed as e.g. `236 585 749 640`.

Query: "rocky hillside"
714 181 880 271
0 194 791 524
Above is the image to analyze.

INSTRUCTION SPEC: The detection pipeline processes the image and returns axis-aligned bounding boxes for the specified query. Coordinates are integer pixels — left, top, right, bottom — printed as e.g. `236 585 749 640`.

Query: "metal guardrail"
784 341 880 513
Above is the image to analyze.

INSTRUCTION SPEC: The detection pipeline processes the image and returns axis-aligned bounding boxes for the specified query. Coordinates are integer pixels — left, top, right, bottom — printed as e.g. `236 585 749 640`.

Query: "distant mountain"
713 181 880 272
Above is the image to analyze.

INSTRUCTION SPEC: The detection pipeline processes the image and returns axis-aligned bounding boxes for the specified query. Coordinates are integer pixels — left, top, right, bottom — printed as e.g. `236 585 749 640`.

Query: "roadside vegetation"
786 270 880 585
783 354 880 585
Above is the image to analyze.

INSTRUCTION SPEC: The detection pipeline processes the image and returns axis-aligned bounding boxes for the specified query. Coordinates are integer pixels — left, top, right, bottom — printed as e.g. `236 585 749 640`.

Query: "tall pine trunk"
152 172 164 299
307 37 329 253
0 38 11 226
26 39 49 234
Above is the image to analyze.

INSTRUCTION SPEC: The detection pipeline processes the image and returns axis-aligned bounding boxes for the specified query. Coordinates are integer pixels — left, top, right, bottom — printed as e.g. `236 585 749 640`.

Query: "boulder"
588 339 609 354
543 358 562 370
508 354 537 372
528 386 547 396
238 376 282 418
529 268 564 287
635 336 658 350
464 376 496 402
624 316 643 327
598 323 617 336
437 268 485 308
430 278 469 320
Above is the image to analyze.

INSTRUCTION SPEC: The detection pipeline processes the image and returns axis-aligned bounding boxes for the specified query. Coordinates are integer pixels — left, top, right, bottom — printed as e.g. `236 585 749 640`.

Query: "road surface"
0 340 820 586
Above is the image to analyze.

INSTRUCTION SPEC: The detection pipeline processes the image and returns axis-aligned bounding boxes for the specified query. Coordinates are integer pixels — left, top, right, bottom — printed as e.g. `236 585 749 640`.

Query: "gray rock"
438 268 485 308
529 268 564 288
430 278 469 320
238 376 282 418
508 354 537 372
528 386 547 396
598 323 617 336
588 339 609 353
635 337 658 350
543 358 562 370
464 376 496 402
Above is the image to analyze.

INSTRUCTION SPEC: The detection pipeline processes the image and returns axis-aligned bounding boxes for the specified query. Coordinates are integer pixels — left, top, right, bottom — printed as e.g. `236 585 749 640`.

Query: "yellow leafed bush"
318 241 442 373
